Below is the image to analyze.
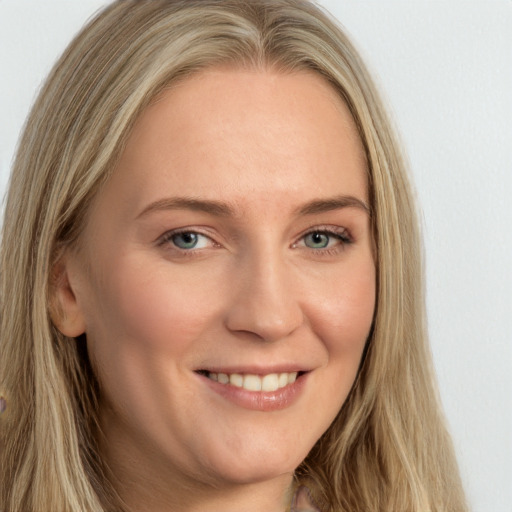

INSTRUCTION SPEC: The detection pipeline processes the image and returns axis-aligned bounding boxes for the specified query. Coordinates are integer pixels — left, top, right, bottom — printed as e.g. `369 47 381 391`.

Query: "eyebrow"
295 195 370 216
137 194 370 219
137 197 235 218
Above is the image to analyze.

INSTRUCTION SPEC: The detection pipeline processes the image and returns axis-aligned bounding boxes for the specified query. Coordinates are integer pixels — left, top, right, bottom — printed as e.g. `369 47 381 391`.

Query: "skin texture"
53 68 376 512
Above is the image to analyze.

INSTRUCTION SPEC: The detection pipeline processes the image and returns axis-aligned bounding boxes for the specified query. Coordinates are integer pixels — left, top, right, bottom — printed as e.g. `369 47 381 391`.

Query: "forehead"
93 67 368 220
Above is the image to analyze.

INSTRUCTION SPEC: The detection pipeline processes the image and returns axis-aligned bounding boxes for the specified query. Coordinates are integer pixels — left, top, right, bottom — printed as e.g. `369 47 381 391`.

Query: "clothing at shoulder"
291 486 321 512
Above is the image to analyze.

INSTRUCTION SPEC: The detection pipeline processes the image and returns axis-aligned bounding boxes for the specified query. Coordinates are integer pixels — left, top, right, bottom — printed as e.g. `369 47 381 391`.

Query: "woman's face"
61 68 375 492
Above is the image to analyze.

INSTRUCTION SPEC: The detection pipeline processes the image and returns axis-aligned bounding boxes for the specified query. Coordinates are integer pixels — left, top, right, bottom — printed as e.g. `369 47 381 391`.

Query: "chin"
209 463 296 487
199 441 307 486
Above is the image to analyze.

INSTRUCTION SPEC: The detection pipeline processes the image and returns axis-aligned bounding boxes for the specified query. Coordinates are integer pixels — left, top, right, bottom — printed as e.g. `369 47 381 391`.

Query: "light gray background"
1 1 511 510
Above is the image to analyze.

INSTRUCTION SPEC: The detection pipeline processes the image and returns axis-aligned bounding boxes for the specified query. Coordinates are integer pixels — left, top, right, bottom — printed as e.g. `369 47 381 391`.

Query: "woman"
0 1 468 511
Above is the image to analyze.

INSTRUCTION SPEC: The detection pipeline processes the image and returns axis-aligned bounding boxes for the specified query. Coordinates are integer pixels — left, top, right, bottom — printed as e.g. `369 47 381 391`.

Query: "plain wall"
1 1 511 510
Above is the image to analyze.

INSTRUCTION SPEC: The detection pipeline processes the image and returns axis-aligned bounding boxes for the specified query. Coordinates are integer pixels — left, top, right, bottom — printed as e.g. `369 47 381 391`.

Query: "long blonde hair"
0 1 467 510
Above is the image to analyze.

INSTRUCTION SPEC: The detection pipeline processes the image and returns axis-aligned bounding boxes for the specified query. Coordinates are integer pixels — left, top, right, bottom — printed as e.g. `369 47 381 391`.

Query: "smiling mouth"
196 371 305 392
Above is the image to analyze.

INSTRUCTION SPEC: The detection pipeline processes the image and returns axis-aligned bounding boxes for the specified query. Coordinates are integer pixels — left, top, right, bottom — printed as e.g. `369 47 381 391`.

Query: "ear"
49 251 86 338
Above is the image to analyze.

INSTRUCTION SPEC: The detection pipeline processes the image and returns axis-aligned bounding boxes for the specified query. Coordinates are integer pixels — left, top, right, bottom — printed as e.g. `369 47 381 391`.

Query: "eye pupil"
173 232 198 249
305 232 329 248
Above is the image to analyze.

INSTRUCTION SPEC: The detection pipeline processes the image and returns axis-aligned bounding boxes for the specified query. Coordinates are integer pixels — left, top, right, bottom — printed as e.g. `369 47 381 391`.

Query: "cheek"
87 259 222 358
308 258 376 357
292 257 375 442
80 258 224 426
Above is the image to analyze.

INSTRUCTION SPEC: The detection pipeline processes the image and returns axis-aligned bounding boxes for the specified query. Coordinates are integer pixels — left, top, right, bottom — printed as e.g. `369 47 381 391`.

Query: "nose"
224 250 304 343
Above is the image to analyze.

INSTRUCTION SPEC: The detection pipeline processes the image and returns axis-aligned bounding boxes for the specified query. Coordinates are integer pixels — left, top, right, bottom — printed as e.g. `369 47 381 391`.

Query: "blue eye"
299 229 351 251
304 232 331 249
170 232 210 250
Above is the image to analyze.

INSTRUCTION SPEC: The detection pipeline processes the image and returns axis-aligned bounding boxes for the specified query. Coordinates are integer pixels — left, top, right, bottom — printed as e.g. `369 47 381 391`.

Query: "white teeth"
218 373 229 384
244 374 262 391
230 373 244 387
261 373 279 392
206 371 301 391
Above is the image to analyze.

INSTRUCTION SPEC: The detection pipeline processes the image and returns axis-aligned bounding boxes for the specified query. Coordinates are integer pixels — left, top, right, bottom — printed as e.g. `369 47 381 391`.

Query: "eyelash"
293 227 353 256
157 228 217 254
157 226 353 257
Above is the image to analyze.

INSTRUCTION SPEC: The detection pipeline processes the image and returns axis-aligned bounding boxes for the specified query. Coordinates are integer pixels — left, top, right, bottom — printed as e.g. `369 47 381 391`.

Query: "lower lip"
198 372 308 412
